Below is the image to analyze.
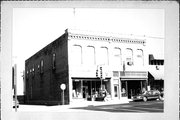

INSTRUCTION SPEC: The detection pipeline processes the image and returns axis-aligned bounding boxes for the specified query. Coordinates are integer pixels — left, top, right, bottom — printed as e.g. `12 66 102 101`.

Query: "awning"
148 68 164 80
72 77 111 81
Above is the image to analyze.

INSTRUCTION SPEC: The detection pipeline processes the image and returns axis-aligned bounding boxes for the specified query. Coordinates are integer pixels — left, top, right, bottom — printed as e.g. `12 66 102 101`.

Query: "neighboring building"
25 29 163 105
148 54 164 91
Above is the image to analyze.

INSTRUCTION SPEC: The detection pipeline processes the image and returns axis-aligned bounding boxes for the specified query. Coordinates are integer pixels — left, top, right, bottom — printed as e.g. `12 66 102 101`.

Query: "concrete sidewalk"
15 99 131 112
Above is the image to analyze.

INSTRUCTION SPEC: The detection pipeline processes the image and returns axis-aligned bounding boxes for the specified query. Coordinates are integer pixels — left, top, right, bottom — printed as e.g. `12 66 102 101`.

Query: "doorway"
114 85 119 99
82 86 88 99
127 81 141 99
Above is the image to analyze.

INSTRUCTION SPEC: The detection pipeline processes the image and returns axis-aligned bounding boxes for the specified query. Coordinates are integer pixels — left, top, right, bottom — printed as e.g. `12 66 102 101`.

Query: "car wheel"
143 97 147 102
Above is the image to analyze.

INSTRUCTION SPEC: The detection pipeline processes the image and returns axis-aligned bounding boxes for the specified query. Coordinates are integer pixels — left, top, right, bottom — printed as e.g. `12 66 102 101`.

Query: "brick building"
25 29 163 105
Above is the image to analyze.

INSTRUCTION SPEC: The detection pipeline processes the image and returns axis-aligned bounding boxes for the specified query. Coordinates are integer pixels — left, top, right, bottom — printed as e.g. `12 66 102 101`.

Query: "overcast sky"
13 8 164 95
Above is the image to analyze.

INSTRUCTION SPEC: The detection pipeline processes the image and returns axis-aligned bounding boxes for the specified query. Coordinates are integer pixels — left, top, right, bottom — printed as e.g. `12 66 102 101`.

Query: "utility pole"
14 64 17 112
100 66 103 90
73 8 76 29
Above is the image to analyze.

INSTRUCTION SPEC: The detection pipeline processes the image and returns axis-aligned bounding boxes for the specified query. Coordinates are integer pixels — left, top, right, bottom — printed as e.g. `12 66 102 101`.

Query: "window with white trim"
126 48 133 66
113 48 122 66
72 45 82 65
40 60 44 74
99 47 109 65
136 49 144 66
84 46 95 65
52 53 56 69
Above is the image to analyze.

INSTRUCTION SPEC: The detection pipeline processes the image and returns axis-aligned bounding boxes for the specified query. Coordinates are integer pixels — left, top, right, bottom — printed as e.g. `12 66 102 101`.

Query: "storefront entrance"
127 81 141 98
114 85 120 99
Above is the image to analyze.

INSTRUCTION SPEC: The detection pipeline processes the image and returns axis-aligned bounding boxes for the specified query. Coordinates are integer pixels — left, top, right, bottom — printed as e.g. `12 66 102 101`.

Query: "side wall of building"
25 33 69 105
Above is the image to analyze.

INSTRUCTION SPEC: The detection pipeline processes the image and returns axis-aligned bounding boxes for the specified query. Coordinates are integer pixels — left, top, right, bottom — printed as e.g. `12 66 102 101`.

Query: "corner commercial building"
25 29 163 105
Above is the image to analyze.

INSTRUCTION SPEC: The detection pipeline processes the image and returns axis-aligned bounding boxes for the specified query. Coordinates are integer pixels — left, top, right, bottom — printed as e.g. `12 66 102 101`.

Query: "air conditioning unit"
127 61 133 66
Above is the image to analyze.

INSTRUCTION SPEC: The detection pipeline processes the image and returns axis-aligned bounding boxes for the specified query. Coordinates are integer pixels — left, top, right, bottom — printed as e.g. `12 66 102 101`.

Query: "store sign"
113 79 119 84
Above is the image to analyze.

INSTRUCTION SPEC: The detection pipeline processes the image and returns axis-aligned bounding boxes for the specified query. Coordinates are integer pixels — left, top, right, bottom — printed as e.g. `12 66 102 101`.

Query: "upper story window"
32 64 35 77
26 68 29 79
37 64 40 73
149 54 164 65
40 60 44 74
126 48 133 66
72 45 82 65
113 48 122 66
52 53 56 69
30 69 32 74
99 47 109 65
150 60 164 65
136 49 144 66
84 46 95 65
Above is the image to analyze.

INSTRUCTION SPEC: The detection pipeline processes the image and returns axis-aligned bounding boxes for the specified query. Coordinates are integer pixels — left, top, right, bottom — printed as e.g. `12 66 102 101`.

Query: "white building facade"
67 29 149 102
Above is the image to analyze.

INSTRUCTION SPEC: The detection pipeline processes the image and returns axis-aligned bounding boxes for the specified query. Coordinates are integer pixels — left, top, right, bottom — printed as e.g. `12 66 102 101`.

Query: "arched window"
84 46 95 65
40 60 44 73
126 48 133 66
72 45 82 65
113 48 122 66
99 47 109 65
136 49 144 66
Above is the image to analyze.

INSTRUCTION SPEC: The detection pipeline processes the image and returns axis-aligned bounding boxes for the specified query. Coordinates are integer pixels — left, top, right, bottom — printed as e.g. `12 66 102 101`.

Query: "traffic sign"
60 84 66 90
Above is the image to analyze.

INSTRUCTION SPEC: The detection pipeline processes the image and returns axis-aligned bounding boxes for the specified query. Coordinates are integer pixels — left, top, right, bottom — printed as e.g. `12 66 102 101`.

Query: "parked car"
160 91 164 97
13 98 19 108
131 90 163 102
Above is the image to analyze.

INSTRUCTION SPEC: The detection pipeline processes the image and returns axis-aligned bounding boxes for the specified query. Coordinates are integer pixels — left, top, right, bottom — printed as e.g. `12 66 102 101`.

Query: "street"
70 100 164 113
14 100 163 113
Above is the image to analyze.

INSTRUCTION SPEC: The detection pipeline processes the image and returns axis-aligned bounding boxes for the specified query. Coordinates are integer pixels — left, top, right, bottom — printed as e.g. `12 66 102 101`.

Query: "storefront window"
72 79 111 100
72 80 83 98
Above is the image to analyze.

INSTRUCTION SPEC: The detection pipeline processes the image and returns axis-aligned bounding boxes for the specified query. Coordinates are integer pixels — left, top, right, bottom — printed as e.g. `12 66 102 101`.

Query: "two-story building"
25 29 160 105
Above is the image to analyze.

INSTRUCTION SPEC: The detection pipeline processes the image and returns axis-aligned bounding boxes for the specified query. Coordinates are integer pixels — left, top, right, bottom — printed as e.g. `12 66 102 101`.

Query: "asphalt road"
70 100 164 113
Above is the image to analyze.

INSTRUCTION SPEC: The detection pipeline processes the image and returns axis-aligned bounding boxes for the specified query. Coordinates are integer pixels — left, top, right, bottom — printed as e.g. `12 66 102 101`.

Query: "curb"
66 100 131 108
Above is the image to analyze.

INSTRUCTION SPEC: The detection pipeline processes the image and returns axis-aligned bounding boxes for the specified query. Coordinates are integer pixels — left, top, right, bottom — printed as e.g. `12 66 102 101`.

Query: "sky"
13 8 164 95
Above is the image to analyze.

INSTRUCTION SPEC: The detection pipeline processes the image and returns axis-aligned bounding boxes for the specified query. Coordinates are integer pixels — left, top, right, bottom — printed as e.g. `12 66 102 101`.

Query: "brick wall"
25 33 69 105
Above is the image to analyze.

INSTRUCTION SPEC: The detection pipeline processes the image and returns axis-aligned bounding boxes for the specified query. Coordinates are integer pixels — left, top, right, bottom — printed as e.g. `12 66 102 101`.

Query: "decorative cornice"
68 32 146 45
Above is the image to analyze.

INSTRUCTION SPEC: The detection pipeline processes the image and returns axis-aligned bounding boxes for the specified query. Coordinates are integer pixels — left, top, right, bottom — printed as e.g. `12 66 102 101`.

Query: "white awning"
148 66 164 80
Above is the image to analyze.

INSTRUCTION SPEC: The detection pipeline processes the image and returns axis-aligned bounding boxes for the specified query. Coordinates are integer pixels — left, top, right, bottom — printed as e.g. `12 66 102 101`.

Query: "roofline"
66 28 164 39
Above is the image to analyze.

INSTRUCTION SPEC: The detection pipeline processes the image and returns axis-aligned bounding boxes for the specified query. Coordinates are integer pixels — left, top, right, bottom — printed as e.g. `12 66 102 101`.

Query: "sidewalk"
15 99 131 112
